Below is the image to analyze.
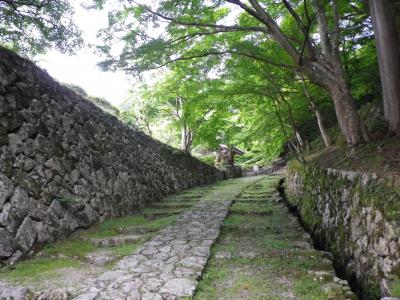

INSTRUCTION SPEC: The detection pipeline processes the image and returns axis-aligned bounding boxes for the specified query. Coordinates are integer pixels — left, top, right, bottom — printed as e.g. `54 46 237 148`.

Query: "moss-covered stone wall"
286 161 400 299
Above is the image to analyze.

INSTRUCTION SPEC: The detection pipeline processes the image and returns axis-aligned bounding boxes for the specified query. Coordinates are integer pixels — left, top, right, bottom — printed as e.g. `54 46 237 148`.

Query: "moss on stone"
286 161 400 299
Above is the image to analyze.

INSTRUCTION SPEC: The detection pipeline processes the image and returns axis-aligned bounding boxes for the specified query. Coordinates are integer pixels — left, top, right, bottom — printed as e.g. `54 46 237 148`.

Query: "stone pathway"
73 201 228 299
72 177 259 300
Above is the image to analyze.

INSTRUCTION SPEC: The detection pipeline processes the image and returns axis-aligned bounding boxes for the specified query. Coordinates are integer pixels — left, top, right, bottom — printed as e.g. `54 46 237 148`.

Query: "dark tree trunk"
326 80 363 146
369 0 400 136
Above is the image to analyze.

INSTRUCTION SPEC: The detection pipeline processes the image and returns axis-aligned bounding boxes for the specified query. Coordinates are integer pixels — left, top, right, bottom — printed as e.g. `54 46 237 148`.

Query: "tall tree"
139 70 213 153
0 0 82 55
95 0 369 146
369 0 400 136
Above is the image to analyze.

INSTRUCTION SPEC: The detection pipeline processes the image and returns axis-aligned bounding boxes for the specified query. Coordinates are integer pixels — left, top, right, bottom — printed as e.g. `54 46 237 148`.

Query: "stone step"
89 234 145 247
215 251 262 260
233 199 269 203
149 202 193 209
236 195 267 199
85 251 117 266
222 225 290 233
116 226 159 235
172 193 203 199
143 211 181 220
230 210 273 217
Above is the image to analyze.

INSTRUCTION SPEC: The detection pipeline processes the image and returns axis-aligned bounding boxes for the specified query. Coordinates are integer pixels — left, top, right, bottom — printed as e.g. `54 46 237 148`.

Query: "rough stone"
161 278 197 296
15 217 37 253
0 228 14 258
0 172 13 210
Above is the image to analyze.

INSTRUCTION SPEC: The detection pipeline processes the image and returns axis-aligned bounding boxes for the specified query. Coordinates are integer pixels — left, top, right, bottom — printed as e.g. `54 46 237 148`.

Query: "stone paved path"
74 177 259 300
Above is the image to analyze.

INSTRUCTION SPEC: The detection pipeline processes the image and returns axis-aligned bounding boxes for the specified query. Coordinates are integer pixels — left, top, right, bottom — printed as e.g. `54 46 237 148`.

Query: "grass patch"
194 261 230 299
41 239 96 259
224 209 290 229
0 258 80 282
230 202 274 214
83 214 178 239
293 275 327 300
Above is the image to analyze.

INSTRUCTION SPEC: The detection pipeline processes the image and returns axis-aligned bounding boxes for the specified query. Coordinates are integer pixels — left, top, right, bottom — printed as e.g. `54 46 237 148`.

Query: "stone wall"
0 47 222 264
286 162 400 299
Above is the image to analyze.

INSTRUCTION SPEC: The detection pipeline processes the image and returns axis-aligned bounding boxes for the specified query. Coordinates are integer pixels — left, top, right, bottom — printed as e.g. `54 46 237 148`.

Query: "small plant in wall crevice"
55 193 80 208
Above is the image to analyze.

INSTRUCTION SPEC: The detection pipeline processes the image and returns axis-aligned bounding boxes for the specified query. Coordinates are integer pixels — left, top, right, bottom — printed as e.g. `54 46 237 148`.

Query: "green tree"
0 0 82 55
95 0 372 146
139 69 215 153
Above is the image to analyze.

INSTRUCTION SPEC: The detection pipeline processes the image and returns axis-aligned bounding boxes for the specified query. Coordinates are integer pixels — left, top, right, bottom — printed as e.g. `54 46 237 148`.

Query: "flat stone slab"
74 200 233 299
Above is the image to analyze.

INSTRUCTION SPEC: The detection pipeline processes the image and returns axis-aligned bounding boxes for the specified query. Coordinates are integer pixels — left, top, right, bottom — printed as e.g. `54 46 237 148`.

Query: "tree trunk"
326 80 363 146
181 124 193 153
369 0 400 136
306 0 366 145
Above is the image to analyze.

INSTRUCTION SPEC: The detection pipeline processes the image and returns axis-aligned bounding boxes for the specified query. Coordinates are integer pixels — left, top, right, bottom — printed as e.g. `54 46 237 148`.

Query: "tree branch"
124 50 297 72
244 0 301 61
310 0 331 57
331 0 340 53
139 2 268 33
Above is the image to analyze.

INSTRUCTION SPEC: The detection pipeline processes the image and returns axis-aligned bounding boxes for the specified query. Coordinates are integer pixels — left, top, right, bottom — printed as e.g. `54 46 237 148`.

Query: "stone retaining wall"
286 162 400 299
0 47 222 264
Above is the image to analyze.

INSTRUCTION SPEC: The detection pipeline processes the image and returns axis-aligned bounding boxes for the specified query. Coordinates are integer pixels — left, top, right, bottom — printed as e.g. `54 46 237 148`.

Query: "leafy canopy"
0 0 83 55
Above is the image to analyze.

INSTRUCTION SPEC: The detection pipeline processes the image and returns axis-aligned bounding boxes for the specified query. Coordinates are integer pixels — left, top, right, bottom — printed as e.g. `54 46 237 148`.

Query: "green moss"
287 159 304 173
55 193 80 208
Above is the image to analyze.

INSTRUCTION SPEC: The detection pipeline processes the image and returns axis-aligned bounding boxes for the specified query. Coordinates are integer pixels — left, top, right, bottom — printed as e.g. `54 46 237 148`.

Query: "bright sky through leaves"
36 1 132 107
